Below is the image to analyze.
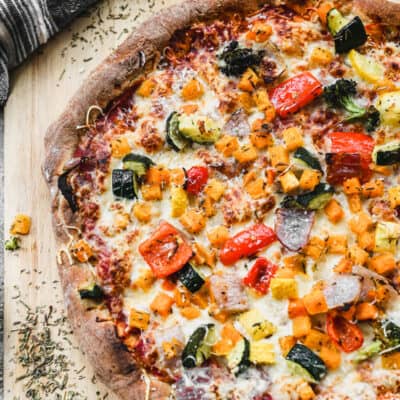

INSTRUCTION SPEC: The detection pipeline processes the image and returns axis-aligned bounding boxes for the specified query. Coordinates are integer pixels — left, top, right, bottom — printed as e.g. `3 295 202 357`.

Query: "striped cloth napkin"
0 0 98 105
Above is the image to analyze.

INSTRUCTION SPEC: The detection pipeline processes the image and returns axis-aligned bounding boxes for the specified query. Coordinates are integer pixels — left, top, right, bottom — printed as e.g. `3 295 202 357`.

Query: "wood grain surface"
3 1 177 398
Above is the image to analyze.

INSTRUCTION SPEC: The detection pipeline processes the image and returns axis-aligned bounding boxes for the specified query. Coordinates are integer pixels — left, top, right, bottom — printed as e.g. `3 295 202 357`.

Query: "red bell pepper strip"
219 224 276 266
328 132 375 159
185 166 209 195
269 72 323 117
138 221 193 278
243 257 278 294
326 313 364 353
327 131 375 182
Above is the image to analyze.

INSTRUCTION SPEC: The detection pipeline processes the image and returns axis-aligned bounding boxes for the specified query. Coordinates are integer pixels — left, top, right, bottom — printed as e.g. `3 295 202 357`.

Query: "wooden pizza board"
3 1 177 398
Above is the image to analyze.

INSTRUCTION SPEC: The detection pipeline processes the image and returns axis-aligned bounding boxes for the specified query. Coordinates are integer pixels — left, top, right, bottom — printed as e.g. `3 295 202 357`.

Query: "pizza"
43 0 400 399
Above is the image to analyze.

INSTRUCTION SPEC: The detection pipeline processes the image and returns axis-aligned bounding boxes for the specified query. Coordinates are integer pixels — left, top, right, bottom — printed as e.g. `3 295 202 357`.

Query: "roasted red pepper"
243 257 278 294
185 166 209 195
326 313 364 353
138 221 193 278
269 72 323 117
327 132 375 183
219 224 276 266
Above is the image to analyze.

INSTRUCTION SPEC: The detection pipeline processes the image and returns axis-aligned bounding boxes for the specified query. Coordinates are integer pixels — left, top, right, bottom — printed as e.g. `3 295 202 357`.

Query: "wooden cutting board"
3 1 177 398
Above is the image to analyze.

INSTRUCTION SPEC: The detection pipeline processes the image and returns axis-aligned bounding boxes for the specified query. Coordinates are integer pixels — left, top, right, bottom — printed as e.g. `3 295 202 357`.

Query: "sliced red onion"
223 108 250 138
323 274 362 309
352 265 398 299
275 208 315 251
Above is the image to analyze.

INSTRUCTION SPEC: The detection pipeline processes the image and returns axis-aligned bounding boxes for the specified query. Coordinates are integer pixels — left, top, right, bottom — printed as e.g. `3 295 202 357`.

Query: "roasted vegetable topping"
112 169 138 199
139 221 193 278
275 208 315 251
242 257 277 295
327 9 367 53
218 41 264 77
324 79 380 131
58 170 78 212
286 343 327 382
182 324 216 368
219 224 276 266
78 283 105 302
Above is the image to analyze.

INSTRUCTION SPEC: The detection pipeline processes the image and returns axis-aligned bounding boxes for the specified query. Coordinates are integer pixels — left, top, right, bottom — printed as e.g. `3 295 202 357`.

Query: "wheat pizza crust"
42 1 400 399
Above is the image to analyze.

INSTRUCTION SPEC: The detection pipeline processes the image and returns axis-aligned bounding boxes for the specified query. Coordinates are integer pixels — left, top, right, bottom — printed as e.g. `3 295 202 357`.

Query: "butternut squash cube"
134 268 155 291
349 212 374 235
204 179 226 201
132 202 152 223
309 47 333 67
233 144 258 163
304 237 326 260
111 136 131 158
71 239 93 262
250 130 273 149
292 315 312 338
355 302 378 320
279 335 297 356
369 252 396 275
141 184 162 201
279 171 300 193
239 92 255 113
207 225 230 247
253 88 276 121
327 235 347 254
180 209 206 233
137 79 156 97
251 22 273 43
283 127 304 151
215 135 239 157
382 352 400 369
10 214 31 235
324 199 344 224
129 309 150 330
181 78 204 100
238 68 260 92
362 179 384 198
389 186 400 208
299 169 321 191
348 244 369 265
303 289 328 315
343 177 361 195
268 145 289 171
150 293 175 318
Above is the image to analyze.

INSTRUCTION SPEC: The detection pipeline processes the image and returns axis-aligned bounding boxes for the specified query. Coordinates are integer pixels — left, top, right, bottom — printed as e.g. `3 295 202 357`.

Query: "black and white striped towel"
0 0 98 105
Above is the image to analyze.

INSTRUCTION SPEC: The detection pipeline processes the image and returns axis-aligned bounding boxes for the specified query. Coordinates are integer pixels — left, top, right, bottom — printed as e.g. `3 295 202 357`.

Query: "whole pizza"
43 0 400 399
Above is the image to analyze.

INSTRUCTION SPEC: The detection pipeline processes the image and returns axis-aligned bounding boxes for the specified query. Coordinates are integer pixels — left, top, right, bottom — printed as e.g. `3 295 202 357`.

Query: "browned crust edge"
42 1 269 399
354 0 400 24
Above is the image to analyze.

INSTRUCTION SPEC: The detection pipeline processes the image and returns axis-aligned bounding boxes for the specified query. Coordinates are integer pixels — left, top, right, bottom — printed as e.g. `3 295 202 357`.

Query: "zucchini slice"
182 324 216 368
293 147 322 172
296 183 334 210
166 112 189 151
372 141 400 165
286 343 327 382
178 114 221 144
327 9 367 54
327 8 349 36
78 283 104 302
122 153 154 177
227 338 251 376
176 263 205 293
112 169 139 199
